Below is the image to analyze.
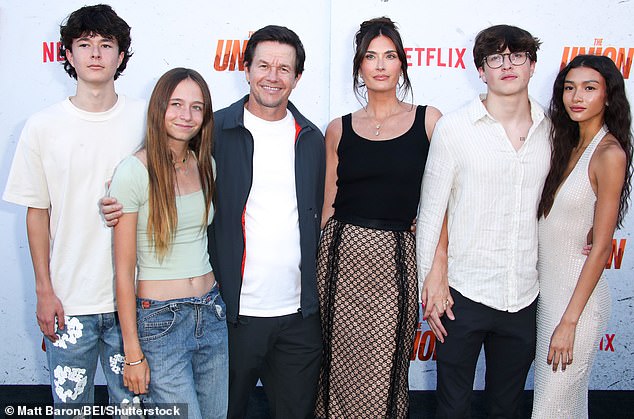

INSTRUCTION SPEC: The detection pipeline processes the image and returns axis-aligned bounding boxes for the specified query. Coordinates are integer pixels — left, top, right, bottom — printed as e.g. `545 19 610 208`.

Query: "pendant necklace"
365 106 400 137
173 149 191 175
374 122 381 136
370 112 385 136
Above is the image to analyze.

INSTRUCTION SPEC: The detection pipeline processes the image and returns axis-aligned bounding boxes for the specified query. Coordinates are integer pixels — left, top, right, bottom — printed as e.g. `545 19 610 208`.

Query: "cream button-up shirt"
416 95 551 312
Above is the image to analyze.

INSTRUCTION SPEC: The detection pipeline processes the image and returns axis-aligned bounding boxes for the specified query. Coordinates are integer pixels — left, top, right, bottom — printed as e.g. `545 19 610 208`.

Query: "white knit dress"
532 126 612 418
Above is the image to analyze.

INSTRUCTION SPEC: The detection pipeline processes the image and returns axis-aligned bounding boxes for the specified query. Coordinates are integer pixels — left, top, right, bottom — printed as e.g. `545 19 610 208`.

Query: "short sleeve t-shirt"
3 95 146 315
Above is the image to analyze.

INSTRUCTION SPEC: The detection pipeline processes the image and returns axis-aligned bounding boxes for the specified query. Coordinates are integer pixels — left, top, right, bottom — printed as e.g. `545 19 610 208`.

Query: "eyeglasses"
483 52 531 69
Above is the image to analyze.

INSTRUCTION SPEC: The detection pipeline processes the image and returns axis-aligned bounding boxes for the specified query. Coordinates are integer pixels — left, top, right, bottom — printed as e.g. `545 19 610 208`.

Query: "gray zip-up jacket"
208 95 325 324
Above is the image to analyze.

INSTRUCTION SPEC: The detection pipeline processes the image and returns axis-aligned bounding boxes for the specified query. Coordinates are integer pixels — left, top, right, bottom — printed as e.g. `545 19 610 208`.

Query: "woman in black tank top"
315 17 443 419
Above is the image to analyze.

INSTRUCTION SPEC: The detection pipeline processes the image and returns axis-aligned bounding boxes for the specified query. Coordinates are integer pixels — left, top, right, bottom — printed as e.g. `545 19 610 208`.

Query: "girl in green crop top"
110 68 228 417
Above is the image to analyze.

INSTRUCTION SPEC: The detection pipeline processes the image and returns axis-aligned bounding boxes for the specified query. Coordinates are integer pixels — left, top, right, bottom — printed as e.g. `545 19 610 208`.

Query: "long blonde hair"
145 68 214 259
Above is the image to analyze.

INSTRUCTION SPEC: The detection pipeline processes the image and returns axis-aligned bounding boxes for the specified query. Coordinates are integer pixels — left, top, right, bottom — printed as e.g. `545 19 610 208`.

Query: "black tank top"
333 105 430 224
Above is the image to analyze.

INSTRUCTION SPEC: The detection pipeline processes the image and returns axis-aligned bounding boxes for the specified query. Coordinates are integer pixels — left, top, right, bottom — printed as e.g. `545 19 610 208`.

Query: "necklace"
364 106 400 137
172 149 190 165
172 149 192 175
373 122 382 137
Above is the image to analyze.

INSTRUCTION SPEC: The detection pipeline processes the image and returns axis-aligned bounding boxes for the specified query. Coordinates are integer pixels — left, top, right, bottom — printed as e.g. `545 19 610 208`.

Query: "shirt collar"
467 94 546 127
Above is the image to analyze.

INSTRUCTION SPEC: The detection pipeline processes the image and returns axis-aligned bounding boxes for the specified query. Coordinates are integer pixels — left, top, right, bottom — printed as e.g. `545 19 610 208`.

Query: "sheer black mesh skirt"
315 217 418 419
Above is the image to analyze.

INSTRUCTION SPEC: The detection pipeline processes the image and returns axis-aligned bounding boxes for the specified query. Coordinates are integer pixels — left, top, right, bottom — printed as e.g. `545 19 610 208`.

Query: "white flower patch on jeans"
109 353 125 375
52 316 84 349
53 365 87 402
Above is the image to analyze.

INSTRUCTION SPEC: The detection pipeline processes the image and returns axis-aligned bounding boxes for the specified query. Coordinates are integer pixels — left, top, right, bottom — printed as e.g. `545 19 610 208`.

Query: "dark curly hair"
243 25 305 76
352 17 412 104
473 24 541 70
538 55 633 228
59 4 132 80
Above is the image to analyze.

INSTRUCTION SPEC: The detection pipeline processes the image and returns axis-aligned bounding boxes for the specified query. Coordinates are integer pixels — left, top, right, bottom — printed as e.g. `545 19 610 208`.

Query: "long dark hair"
145 68 215 259
538 55 632 227
352 17 412 104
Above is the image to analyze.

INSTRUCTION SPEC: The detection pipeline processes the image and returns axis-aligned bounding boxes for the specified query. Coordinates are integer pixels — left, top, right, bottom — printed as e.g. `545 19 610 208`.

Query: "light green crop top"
108 155 214 280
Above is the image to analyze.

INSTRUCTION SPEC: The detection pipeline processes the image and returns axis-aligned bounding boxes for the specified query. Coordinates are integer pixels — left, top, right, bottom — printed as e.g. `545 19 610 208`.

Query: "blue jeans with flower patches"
137 283 229 419
45 312 138 417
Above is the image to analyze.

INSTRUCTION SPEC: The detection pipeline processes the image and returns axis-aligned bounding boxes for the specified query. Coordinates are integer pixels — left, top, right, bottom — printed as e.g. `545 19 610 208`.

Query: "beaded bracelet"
124 354 145 366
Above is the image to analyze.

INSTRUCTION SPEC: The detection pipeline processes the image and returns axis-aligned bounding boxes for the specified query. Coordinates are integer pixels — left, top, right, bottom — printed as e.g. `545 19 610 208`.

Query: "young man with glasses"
416 25 549 418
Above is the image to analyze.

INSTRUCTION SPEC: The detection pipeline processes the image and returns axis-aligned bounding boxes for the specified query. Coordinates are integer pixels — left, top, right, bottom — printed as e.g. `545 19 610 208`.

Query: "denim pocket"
137 304 177 342
212 295 226 321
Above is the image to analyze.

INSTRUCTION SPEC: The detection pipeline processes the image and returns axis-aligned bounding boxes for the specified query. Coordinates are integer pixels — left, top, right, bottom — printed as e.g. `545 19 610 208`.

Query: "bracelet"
124 354 145 366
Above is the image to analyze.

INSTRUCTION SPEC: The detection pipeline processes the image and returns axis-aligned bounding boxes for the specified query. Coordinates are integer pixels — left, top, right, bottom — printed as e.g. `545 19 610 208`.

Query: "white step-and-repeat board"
0 0 632 390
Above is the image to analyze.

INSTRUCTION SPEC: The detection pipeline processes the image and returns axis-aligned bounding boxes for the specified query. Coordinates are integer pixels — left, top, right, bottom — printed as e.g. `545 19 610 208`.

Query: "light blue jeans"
137 283 228 419
45 312 138 416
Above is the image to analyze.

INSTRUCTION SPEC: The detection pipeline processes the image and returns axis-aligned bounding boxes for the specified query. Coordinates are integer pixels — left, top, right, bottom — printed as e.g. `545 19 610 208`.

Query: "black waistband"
333 214 411 232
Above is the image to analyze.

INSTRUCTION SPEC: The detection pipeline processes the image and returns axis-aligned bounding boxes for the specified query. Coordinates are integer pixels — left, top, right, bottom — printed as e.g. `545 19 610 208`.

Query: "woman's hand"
123 355 150 394
547 320 576 372
421 264 454 343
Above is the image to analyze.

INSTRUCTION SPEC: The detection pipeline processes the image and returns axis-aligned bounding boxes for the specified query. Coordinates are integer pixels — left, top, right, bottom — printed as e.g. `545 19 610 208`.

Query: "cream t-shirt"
3 95 146 315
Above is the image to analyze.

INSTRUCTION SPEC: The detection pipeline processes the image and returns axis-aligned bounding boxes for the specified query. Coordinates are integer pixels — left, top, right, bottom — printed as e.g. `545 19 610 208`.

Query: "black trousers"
435 288 537 419
227 312 322 419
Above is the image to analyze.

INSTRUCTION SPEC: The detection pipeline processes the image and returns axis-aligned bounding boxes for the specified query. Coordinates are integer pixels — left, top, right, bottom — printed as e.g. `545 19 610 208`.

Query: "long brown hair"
145 68 215 259
538 55 632 227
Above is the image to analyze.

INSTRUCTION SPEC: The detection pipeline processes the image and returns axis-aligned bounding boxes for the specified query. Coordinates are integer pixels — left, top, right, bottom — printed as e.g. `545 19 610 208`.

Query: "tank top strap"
581 125 609 168
340 113 354 144
411 105 428 141
415 104 425 115
586 125 609 154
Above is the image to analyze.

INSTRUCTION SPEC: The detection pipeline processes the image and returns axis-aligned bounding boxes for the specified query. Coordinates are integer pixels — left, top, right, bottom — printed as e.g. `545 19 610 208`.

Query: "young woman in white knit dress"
533 55 632 418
